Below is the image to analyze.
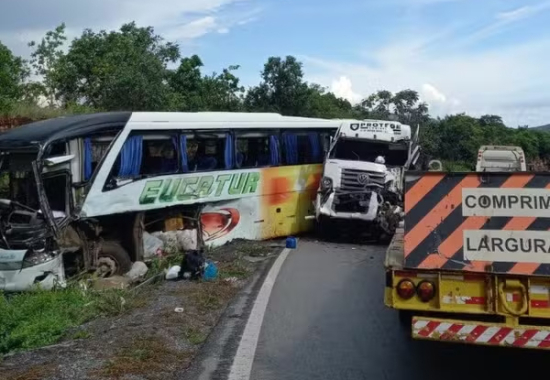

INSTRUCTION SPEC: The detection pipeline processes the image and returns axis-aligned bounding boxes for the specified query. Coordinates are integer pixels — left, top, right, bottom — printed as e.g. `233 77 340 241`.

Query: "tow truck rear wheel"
97 241 132 277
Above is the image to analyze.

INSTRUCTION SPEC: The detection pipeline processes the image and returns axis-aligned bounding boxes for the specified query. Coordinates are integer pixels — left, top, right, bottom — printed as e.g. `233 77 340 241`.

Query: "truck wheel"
97 241 133 277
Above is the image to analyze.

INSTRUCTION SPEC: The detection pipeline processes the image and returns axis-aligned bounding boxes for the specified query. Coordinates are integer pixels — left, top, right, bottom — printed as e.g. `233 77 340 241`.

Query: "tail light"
417 280 436 302
396 279 415 300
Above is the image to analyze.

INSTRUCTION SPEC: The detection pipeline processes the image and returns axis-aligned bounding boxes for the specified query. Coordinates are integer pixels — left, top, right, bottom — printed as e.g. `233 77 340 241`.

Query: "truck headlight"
22 249 56 268
321 177 333 191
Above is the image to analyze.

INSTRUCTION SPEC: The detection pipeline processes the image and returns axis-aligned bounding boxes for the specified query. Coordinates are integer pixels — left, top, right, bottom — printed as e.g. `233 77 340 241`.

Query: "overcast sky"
2 0 550 127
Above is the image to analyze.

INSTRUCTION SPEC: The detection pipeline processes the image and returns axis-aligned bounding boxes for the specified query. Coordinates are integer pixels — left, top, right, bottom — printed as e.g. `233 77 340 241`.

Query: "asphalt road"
248 238 550 380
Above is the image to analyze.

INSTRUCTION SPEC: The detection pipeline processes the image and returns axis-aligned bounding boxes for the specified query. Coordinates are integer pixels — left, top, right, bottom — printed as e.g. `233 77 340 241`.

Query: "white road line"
228 247 292 380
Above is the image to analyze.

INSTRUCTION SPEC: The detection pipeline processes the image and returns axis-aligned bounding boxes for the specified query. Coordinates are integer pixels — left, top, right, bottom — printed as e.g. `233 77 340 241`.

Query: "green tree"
357 89 429 127
0 41 28 112
28 23 67 105
54 22 179 110
245 56 311 115
201 65 245 111
302 83 355 119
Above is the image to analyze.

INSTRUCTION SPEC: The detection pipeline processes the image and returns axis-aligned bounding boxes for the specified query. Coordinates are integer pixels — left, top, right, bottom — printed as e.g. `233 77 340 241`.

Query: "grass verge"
0 286 144 355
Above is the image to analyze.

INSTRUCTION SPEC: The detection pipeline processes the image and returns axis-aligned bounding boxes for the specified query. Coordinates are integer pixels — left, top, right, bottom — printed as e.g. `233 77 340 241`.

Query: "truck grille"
339 168 385 192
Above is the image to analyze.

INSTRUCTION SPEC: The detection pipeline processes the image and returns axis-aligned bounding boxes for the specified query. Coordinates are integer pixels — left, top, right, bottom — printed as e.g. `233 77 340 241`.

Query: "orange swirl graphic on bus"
201 208 241 242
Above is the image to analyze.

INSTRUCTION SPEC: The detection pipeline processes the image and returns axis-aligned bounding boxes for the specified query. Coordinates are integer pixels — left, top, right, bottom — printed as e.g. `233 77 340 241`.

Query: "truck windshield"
329 138 408 166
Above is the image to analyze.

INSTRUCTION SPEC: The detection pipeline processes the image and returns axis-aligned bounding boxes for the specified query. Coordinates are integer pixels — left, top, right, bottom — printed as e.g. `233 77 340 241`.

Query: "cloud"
163 16 218 41
459 2 550 46
301 35 550 126
0 0 258 57
421 84 446 103
331 76 362 104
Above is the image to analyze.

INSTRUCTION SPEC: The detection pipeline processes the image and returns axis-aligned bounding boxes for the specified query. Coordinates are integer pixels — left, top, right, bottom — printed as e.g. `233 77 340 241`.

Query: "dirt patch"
1 239 281 380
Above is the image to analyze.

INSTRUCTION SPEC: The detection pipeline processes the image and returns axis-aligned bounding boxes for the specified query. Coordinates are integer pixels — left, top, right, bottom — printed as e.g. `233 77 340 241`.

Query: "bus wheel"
97 241 132 277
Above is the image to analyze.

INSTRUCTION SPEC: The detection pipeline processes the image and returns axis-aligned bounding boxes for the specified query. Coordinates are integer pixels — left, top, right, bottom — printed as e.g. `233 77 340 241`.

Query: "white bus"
0 112 343 291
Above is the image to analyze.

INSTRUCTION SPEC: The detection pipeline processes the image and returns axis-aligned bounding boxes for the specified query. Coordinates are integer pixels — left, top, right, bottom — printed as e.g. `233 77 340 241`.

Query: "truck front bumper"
316 193 378 221
412 316 550 349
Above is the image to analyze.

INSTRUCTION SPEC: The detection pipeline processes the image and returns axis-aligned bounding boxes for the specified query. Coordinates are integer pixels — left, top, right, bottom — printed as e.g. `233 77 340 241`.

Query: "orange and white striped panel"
404 172 550 276
412 317 550 348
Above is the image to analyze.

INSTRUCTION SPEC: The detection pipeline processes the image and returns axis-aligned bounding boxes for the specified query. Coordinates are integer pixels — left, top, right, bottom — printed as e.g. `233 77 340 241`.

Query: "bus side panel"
173 164 322 247
403 171 550 276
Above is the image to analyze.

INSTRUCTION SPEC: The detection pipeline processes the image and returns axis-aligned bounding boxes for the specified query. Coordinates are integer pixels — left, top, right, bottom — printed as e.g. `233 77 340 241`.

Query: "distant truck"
385 165 550 350
476 145 526 172
314 120 419 240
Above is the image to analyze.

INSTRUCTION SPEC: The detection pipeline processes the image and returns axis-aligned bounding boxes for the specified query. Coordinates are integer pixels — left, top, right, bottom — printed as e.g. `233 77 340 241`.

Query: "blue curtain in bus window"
83 138 93 180
180 135 189 172
160 136 178 173
308 133 321 163
224 133 234 169
118 135 143 177
282 132 298 165
269 135 280 165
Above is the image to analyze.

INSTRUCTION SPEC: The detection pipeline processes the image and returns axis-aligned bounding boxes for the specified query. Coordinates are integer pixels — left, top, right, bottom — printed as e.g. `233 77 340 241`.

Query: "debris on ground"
166 265 181 281
124 261 148 283
1 239 283 380
143 232 165 259
92 275 131 290
203 260 218 281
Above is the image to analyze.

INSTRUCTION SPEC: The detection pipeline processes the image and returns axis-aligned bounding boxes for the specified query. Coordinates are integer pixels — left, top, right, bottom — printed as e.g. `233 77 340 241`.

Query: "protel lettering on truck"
314 119 420 240
384 157 550 349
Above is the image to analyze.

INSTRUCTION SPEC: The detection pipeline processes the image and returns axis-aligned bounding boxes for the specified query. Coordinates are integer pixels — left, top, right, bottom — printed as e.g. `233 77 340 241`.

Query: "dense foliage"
0 22 548 167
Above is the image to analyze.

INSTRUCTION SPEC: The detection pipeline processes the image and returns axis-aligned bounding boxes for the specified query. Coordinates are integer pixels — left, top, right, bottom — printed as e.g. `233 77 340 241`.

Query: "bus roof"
0 112 343 148
0 112 131 148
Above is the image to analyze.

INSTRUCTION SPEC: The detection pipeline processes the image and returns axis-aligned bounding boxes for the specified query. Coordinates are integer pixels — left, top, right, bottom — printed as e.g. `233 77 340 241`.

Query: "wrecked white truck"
314 119 420 240
0 112 343 291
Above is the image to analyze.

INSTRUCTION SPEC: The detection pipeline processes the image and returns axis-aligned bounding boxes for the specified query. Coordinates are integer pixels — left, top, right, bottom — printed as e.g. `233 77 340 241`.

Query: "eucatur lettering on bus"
462 188 550 217
463 230 550 264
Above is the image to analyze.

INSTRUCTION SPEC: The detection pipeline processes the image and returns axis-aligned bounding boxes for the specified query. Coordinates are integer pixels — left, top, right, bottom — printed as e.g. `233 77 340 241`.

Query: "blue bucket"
286 236 297 249
203 260 218 281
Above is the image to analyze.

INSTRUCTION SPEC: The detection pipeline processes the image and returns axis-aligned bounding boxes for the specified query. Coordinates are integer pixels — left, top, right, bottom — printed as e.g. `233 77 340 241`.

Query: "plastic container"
286 236 297 249
203 260 218 281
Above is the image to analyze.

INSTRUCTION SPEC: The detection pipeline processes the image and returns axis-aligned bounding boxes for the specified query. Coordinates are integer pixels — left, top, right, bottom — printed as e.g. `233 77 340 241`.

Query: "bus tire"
99 241 133 276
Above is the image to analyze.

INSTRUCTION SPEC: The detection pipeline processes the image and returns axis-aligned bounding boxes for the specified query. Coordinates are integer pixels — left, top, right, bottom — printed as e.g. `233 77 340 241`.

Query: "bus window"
113 132 179 179
82 136 116 181
181 132 228 172
281 130 324 165
235 131 280 168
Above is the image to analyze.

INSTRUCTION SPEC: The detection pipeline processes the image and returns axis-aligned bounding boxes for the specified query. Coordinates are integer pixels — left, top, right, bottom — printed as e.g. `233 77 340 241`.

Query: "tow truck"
385 152 550 349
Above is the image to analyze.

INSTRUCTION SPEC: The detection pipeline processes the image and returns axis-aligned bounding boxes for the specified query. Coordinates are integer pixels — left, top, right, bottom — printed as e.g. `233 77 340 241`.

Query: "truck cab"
476 145 526 172
315 120 418 238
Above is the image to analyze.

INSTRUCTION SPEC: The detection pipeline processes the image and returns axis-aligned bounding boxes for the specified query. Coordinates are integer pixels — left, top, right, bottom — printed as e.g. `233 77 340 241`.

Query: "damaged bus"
0 112 341 291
